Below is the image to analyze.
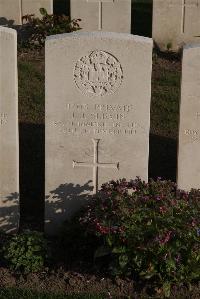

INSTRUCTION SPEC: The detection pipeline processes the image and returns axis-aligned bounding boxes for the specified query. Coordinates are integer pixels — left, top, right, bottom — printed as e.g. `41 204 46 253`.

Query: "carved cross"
87 0 114 30
73 138 119 194
169 0 198 33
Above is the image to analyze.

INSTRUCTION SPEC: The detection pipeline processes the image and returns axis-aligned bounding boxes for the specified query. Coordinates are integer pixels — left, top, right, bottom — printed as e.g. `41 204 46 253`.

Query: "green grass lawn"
18 58 44 124
151 54 181 139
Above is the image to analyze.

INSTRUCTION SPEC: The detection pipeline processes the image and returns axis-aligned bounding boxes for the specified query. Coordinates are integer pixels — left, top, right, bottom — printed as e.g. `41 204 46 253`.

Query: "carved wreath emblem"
74 50 123 97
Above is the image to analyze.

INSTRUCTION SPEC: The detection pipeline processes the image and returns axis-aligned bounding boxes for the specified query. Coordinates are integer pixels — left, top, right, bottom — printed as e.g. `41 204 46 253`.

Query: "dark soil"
0 267 134 298
0 266 200 298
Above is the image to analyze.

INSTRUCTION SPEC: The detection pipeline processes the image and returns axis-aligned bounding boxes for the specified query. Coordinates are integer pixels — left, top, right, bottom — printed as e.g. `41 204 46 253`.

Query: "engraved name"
53 102 144 136
184 129 200 142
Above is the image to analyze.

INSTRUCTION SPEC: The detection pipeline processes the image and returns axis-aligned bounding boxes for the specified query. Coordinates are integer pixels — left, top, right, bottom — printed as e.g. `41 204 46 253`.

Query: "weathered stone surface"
153 0 200 51
45 31 152 234
178 44 200 190
71 0 131 33
0 0 22 25
22 0 53 18
0 27 19 233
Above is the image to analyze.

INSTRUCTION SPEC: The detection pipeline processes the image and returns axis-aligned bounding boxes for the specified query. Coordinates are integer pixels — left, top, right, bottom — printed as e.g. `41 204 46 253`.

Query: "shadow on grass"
54 0 70 16
154 44 182 61
19 123 44 231
149 134 177 182
132 0 152 37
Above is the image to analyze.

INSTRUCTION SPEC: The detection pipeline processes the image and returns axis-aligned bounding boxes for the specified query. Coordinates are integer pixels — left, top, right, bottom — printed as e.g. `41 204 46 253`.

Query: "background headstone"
0 0 22 25
0 0 53 25
22 0 53 18
178 44 200 190
45 31 152 234
0 27 19 233
71 0 131 33
153 0 200 51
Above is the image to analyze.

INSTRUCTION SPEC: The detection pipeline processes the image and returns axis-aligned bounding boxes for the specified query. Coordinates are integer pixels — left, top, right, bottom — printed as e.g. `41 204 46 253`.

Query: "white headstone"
178 44 200 190
71 0 131 33
0 0 22 25
0 27 19 233
153 0 200 51
22 0 53 18
45 31 152 234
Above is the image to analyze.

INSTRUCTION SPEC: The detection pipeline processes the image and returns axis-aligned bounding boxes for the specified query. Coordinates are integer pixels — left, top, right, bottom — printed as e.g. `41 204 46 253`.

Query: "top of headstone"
46 31 153 45
0 26 17 35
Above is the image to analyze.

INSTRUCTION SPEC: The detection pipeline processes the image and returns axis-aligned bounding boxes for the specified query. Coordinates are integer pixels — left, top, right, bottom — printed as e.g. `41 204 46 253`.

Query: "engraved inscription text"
53 102 145 136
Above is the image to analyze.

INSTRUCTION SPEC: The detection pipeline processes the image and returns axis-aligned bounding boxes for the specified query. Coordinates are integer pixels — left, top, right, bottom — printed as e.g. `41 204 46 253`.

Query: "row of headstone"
0 0 132 33
1 25 200 234
72 0 200 50
0 0 132 31
2 0 200 51
153 0 200 51
71 0 131 33
0 0 53 25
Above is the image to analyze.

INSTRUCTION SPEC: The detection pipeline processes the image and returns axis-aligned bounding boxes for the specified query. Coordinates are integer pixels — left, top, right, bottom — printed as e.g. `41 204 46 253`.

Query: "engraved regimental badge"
74 50 123 97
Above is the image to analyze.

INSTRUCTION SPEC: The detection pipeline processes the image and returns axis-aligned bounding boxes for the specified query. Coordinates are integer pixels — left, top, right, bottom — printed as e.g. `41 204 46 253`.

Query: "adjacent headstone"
22 0 53 18
71 0 131 33
178 44 200 190
45 31 152 234
0 0 22 25
153 0 200 51
0 27 19 233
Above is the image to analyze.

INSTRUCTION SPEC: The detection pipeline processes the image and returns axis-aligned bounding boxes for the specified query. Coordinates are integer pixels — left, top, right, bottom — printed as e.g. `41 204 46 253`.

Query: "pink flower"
157 231 173 245
159 206 167 214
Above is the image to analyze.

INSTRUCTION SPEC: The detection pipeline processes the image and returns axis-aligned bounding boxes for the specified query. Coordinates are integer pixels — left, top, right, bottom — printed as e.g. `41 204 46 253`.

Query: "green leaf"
94 246 111 259
106 235 113 247
119 254 128 269
163 282 171 298
39 8 47 16
112 246 126 254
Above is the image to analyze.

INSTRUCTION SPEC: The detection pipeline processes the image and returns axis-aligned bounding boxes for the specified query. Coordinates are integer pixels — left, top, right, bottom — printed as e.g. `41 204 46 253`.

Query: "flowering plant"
21 8 81 49
80 178 200 296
